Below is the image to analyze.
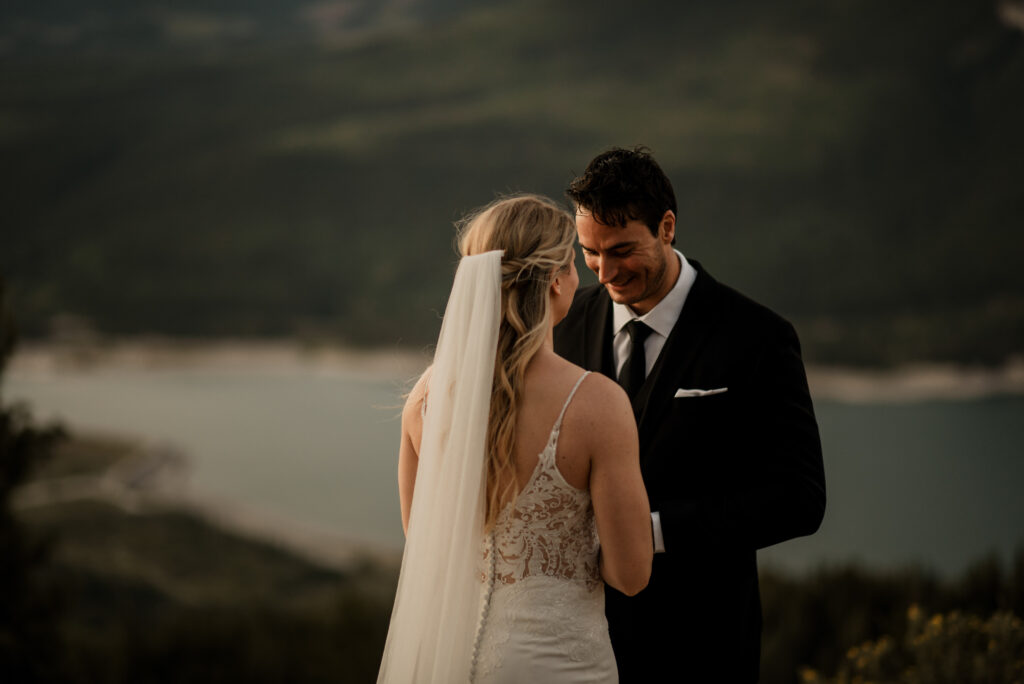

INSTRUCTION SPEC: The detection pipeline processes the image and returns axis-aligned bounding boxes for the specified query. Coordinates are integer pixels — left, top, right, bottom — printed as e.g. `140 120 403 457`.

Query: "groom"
554 147 826 682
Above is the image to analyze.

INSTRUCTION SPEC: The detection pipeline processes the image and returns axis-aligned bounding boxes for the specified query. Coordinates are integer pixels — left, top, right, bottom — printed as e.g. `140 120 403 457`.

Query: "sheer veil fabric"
377 250 503 683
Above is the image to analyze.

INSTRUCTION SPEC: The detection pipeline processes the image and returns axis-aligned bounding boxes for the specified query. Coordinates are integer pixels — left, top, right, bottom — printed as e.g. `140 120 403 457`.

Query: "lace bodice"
481 371 601 588
471 372 615 683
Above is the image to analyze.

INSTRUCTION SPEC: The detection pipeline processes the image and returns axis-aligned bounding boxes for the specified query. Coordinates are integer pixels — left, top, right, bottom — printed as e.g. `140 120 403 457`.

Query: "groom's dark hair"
566 146 677 241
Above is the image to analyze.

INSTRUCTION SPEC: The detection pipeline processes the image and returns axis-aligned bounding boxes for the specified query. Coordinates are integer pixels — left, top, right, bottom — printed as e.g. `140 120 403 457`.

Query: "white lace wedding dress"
470 371 617 684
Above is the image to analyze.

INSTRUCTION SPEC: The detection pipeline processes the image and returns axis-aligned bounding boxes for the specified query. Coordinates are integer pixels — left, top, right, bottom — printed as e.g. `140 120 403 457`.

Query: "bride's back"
491 344 651 599
508 351 597 494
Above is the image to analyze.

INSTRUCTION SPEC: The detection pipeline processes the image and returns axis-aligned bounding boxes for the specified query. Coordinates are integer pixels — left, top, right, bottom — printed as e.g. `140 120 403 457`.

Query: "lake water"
6 361 1024 577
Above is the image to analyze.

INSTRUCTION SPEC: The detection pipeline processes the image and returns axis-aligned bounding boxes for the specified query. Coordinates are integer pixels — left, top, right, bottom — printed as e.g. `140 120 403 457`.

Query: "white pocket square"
674 387 728 398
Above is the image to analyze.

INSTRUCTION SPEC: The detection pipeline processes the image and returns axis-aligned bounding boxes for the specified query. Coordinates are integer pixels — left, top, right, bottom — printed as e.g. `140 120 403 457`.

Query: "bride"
377 195 652 683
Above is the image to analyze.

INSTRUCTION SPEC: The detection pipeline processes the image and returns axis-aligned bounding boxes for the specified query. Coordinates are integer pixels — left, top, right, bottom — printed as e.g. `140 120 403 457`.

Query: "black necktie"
618 320 653 400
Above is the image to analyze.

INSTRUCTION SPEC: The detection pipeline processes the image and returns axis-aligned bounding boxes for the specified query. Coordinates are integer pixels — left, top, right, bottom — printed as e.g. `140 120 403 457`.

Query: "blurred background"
2 0 1023 682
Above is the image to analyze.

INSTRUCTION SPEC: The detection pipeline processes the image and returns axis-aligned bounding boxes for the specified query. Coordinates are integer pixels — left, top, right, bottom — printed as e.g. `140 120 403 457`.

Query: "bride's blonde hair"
457 194 576 530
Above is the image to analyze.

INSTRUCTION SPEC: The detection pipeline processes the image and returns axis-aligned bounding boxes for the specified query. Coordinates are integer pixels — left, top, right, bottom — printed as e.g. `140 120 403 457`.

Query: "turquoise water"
6 365 411 547
760 397 1024 575
7 365 1024 576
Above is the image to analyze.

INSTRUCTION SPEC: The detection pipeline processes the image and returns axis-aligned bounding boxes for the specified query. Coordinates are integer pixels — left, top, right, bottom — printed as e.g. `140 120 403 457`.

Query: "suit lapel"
582 290 614 376
634 261 720 449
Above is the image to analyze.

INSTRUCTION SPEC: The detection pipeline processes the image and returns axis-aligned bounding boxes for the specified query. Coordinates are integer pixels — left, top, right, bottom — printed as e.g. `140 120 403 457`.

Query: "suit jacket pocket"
666 391 733 449
647 391 736 495
674 387 728 398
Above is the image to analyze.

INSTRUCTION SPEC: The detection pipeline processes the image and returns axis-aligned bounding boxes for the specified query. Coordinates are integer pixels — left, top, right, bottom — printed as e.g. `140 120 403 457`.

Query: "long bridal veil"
377 250 503 683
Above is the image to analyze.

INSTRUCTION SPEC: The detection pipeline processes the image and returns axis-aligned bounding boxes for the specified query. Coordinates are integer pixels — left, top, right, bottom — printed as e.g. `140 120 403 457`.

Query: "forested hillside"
3 0 1022 365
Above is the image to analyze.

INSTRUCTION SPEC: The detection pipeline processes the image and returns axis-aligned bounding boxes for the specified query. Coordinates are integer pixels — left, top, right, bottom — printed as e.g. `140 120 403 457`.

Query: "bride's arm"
398 369 430 536
584 375 653 596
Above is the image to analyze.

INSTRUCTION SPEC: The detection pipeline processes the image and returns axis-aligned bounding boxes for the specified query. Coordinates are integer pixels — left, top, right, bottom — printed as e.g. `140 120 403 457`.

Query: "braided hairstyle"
457 194 576 530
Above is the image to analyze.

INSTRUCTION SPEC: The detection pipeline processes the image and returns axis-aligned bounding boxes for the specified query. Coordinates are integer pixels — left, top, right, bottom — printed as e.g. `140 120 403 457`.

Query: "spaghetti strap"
551 371 591 434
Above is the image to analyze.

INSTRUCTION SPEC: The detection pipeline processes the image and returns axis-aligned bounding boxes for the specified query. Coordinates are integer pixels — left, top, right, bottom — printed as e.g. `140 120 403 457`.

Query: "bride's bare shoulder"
402 366 432 421
532 352 628 414
576 371 631 412
567 370 635 437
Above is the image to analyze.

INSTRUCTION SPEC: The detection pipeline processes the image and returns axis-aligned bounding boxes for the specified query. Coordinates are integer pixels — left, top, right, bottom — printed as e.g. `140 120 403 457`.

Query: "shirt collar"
612 250 696 338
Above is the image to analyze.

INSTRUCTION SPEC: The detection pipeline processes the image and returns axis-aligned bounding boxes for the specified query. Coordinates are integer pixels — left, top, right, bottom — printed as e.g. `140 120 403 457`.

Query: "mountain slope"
2 0 1022 364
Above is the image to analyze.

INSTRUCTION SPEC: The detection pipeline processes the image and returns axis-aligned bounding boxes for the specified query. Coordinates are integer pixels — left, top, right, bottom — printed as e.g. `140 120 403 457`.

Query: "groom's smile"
575 209 680 316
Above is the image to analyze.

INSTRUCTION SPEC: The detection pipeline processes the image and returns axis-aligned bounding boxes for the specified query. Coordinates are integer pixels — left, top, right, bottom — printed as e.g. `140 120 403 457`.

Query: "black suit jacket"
553 261 826 683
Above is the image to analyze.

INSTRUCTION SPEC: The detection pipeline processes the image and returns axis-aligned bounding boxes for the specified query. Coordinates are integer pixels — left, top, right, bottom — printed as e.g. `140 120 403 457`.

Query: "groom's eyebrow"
580 240 636 253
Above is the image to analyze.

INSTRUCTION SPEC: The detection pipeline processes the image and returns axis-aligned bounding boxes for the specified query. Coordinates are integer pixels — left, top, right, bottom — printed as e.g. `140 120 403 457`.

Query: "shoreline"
7 339 431 379
807 360 1024 403
8 342 1023 579
13 430 402 572
8 339 1024 403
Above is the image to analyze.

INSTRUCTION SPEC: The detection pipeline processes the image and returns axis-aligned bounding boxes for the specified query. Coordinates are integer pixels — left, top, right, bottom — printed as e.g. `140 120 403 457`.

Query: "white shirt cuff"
651 511 666 553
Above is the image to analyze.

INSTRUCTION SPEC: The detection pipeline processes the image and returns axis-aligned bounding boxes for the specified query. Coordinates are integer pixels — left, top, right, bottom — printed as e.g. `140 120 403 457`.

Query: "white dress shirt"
611 250 696 378
610 250 696 553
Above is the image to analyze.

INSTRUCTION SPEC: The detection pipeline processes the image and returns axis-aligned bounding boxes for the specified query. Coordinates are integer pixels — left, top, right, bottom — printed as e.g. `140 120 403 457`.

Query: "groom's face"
576 208 677 316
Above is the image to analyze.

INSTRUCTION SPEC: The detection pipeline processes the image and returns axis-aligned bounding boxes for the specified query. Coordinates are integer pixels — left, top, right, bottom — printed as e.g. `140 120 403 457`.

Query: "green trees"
801 606 1024 684
760 552 1024 683
3 0 1023 365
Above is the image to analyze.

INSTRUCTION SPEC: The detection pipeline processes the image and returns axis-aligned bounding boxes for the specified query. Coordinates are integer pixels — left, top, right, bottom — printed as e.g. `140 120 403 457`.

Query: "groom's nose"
596 257 619 284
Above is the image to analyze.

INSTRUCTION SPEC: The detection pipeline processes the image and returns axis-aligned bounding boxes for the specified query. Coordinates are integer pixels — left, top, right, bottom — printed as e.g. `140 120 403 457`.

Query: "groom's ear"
659 210 676 245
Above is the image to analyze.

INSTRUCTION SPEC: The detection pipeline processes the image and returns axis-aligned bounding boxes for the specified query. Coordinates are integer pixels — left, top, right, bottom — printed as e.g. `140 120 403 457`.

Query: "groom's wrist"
650 511 666 553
